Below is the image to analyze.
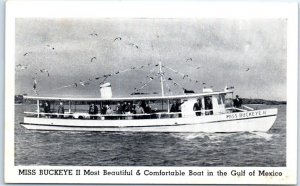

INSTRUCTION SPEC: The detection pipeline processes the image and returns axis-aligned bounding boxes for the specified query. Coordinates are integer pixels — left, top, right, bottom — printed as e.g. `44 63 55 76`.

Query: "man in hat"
233 95 242 108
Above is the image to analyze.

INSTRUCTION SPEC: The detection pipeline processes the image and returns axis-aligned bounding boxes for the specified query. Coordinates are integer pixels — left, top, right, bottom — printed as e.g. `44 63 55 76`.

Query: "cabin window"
218 95 225 105
225 93 234 108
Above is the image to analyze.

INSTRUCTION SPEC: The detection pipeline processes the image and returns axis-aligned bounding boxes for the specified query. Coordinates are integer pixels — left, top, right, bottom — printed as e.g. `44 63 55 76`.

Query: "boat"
20 62 278 132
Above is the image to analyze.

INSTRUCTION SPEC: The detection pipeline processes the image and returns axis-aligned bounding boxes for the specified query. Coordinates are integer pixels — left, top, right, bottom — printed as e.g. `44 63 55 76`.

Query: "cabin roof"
23 91 233 101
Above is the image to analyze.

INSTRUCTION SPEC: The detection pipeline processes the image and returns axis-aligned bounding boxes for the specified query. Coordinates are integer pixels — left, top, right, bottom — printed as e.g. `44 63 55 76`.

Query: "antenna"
159 61 165 97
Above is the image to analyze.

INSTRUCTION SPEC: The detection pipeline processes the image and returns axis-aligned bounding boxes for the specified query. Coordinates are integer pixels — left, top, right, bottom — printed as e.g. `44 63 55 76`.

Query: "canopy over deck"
23 90 233 101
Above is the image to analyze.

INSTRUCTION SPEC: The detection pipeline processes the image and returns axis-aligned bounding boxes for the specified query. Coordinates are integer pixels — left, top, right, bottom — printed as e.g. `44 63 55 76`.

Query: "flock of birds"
16 32 251 95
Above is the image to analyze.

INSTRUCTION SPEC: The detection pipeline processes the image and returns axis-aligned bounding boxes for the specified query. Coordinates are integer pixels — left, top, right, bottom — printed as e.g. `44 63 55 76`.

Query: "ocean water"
14 104 286 166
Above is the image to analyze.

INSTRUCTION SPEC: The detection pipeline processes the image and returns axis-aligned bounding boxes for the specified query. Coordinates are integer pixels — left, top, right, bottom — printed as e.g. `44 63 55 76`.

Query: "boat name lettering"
226 110 267 119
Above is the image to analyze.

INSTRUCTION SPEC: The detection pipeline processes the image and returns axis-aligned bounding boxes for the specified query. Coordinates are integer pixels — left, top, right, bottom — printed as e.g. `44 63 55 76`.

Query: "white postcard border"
5 1 298 184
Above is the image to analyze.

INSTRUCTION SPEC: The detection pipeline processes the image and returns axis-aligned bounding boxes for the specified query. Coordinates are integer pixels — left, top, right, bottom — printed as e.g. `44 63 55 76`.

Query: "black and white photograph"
5 1 298 184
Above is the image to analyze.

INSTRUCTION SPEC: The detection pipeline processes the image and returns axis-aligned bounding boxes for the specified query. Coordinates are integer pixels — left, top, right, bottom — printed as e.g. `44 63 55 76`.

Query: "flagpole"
159 61 164 97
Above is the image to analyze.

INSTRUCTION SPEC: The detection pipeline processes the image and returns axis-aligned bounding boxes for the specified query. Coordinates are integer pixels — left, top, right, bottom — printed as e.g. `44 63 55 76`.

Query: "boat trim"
21 114 277 128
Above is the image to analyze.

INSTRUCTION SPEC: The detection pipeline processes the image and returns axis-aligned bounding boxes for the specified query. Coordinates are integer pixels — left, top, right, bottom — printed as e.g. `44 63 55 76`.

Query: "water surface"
15 104 286 166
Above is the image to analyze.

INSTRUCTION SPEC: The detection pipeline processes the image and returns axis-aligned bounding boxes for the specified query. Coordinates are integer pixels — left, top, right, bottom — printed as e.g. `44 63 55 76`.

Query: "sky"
15 18 287 101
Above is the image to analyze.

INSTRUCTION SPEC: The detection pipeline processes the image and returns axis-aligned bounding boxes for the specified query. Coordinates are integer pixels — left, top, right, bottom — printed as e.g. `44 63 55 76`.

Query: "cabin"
23 86 235 120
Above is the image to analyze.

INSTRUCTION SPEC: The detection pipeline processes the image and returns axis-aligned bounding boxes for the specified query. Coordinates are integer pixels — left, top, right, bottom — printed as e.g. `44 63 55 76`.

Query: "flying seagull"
114 37 122 41
89 33 98 37
46 45 55 50
186 58 193 62
16 64 29 70
23 52 32 56
128 43 139 49
40 69 50 77
90 57 96 62
32 78 38 95
183 74 188 79
246 68 250 71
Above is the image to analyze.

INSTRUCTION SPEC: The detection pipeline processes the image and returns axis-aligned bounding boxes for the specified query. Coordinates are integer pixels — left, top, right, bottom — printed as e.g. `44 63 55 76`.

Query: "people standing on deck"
101 105 107 115
116 102 123 119
106 105 113 115
43 101 50 118
57 101 64 118
204 97 213 115
233 95 242 108
89 103 98 120
193 99 202 116
170 100 185 118
170 100 185 112
140 101 146 112
144 103 152 114
135 104 145 119
135 104 145 114
125 102 134 114
122 102 128 114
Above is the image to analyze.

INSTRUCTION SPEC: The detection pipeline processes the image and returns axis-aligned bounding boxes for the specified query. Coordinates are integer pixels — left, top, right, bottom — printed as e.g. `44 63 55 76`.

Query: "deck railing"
23 107 244 120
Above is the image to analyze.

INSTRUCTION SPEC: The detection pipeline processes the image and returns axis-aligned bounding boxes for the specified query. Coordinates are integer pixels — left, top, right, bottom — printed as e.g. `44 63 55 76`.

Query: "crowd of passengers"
88 102 153 119
40 95 242 119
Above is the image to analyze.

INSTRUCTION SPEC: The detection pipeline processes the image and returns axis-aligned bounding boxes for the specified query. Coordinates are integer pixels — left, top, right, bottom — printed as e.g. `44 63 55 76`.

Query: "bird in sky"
128 43 139 49
90 57 96 62
196 66 201 69
32 78 37 90
40 69 50 77
183 74 188 79
74 83 78 87
89 33 98 37
23 52 32 56
186 58 193 62
114 37 122 41
46 45 55 50
246 68 250 71
16 64 29 70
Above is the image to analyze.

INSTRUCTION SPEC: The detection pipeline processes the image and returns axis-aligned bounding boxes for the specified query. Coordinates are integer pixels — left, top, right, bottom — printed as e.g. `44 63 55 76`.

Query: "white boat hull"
21 108 277 133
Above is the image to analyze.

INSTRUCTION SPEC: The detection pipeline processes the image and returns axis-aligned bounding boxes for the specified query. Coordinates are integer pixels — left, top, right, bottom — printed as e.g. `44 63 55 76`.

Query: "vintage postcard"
5 1 298 184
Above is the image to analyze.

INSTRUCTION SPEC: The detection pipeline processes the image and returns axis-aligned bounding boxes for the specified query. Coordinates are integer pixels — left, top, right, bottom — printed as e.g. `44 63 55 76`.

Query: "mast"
159 61 165 97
